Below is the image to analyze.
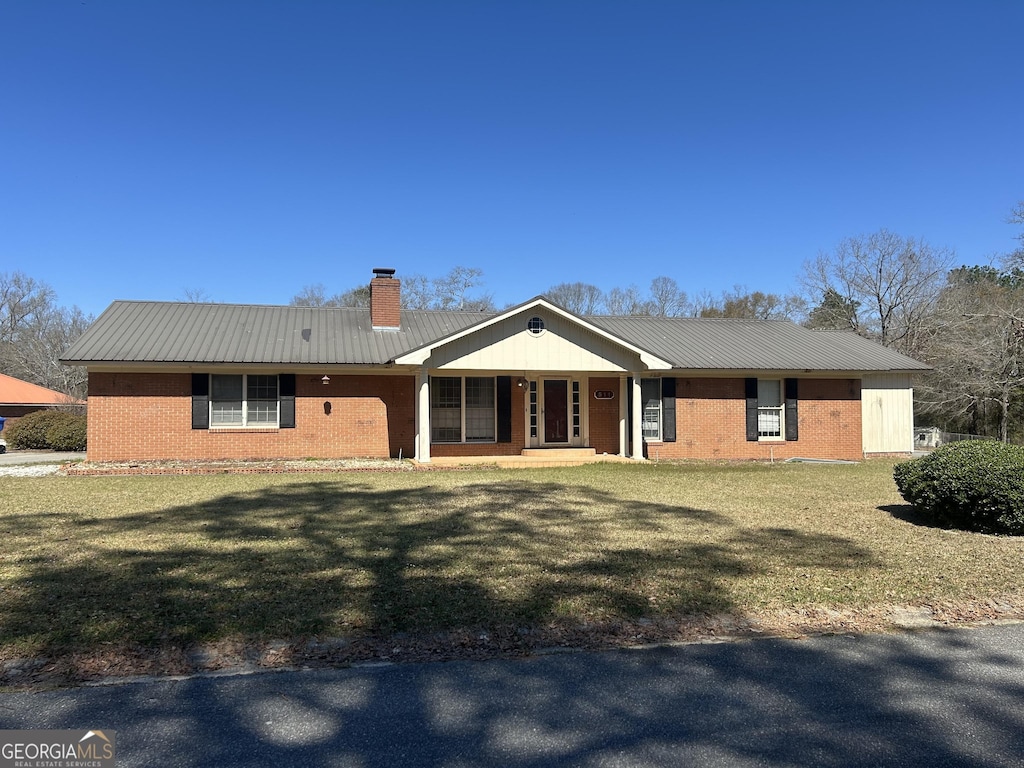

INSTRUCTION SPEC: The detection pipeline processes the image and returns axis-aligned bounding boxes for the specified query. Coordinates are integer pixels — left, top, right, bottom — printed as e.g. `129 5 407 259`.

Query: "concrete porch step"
417 450 632 469
520 448 597 458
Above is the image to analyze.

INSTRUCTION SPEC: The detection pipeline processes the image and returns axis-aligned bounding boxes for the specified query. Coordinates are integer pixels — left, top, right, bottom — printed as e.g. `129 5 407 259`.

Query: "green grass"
1 461 1021 658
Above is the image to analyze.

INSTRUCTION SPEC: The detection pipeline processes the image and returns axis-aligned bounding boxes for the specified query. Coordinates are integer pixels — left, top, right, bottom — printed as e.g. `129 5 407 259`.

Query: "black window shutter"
192 373 209 430
496 376 512 443
662 377 676 442
744 377 758 441
279 374 296 429
784 378 798 441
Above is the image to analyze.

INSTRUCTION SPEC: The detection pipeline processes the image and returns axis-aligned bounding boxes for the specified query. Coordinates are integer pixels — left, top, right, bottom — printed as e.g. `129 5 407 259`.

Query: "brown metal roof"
62 300 930 373
61 301 489 366
589 316 931 372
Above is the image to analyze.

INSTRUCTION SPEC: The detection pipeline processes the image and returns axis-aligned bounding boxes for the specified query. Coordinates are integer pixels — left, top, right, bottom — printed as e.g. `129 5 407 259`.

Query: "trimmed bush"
5 410 87 451
894 441 1024 535
46 415 88 452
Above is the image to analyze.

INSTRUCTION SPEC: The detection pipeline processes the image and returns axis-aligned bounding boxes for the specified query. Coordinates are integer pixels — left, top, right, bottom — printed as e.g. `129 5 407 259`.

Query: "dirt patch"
5 598 1021 691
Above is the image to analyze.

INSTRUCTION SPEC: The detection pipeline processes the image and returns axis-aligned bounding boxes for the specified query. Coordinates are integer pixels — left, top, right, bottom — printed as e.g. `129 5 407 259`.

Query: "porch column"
618 374 628 457
631 373 644 460
416 364 431 463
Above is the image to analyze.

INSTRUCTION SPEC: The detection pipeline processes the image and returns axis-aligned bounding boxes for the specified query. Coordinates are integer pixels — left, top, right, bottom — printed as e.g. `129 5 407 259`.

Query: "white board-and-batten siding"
428 311 643 372
861 373 914 453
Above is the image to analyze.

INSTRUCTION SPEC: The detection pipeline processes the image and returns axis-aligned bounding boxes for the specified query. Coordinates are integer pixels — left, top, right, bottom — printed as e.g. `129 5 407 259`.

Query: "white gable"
394 298 672 371
428 308 648 372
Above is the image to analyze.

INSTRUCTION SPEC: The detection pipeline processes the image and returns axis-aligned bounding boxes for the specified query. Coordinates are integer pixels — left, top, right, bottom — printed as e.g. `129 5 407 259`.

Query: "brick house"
62 269 929 463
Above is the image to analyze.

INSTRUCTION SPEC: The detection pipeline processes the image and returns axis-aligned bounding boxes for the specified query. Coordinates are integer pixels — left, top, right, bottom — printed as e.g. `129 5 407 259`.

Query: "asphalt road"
0 449 83 465
2 623 1023 767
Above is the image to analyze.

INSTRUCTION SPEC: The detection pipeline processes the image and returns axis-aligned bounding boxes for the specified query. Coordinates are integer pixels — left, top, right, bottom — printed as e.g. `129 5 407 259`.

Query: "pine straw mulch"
4 597 1021 691
60 457 420 476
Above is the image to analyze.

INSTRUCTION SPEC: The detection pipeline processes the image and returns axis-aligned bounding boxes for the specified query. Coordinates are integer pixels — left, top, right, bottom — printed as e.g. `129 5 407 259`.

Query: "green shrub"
46 415 88 451
5 410 87 451
894 441 1024 535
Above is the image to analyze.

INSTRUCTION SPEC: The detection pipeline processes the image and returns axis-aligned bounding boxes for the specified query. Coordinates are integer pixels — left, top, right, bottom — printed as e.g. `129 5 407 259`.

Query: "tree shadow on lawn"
0 478 879 662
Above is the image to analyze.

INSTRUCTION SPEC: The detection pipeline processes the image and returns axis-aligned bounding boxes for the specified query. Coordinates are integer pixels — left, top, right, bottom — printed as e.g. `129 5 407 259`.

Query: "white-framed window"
210 374 279 427
641 378 662 441
430 376 496 443
757 379 784 439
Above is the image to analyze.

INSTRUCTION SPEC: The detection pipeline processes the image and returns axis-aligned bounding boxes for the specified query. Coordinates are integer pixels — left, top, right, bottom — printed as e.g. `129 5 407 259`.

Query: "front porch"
413 447 635 469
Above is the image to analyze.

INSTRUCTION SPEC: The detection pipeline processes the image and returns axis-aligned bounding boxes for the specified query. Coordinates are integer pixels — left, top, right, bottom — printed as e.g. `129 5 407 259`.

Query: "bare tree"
429 267 494 311
700 287 805 321
689 290 719 318
180 287 212 303
545 282 604 314
917 267 1024 442
16 305 91 399
1004 200 1024 269
605 285 653 316
291 283 341 307
1 272 55 349
297 267 495 313
0 272 91 399
802 229 953 354
648 276 688 317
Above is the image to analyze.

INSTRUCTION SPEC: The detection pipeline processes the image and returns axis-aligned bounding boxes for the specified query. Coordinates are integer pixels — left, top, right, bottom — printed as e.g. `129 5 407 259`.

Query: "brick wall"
586 376 862 461
85 372 416 461
651 377 862 461
84 372 864 462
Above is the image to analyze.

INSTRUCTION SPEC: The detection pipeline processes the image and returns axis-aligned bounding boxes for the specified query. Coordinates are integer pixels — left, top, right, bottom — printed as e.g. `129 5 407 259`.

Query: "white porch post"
416 364 431 463
618 374 628 457
631 373 644 460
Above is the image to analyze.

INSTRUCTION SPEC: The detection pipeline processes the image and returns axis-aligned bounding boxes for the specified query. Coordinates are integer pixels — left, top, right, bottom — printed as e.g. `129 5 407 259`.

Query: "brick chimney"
370 268 401 329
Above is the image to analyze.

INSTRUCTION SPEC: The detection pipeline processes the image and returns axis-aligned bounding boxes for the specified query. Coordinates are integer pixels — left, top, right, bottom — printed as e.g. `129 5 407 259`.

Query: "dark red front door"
544 380 568 443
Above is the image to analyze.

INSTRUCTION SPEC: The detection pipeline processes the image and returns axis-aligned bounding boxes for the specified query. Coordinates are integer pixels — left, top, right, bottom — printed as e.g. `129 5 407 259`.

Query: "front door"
543 379 569 443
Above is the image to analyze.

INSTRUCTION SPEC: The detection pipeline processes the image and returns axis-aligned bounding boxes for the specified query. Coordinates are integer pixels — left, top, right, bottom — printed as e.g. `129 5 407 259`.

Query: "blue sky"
2 1 1022 318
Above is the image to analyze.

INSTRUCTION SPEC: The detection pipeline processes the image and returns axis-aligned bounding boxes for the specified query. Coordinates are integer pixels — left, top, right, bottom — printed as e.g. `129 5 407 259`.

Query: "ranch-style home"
63 269 929 464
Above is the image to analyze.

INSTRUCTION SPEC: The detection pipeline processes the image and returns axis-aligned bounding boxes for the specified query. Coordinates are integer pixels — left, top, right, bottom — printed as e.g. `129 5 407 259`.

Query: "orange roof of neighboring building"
0 373 82 406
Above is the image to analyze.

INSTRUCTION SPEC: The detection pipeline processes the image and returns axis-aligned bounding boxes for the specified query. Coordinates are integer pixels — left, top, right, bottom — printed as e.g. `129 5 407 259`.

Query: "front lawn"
1 461 1021 672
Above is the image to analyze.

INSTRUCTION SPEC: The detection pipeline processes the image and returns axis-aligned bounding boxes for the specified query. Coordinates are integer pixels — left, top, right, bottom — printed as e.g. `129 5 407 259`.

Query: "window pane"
431 377 461 408
529 381 538 438
247 375 278 401
212 374 243 400
757 379 782 408
431 377 462 442
211 375 243 426
641 378 662 440
465 377 495 441
758 408 782 437
246 375 279 425
756 380 783 438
